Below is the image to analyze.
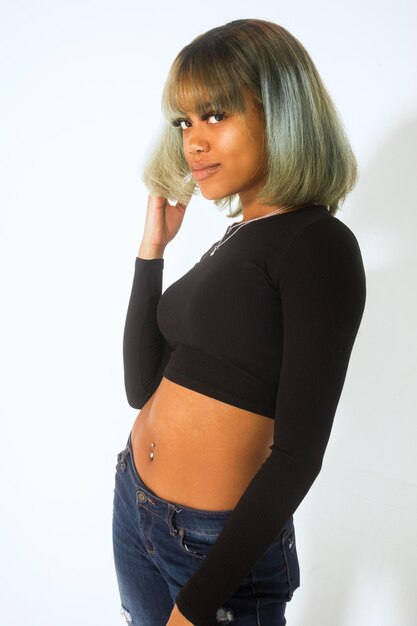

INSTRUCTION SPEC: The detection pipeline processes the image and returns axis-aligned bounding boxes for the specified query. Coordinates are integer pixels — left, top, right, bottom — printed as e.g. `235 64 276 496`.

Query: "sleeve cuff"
175 594 218 626
135 256 164 268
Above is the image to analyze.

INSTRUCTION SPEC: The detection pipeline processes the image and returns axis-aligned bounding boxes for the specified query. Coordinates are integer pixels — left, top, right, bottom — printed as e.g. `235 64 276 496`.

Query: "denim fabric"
112 431 300 625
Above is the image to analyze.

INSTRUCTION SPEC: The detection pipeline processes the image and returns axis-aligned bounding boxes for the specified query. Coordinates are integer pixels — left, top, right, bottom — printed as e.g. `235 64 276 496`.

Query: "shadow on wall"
292 116 417 626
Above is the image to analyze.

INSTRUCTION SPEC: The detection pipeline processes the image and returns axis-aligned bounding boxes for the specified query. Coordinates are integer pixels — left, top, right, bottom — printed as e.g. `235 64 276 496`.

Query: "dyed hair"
142 18 358 217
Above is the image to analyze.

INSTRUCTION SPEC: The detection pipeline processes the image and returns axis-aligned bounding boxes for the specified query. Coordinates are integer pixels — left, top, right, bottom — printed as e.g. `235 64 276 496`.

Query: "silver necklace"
209 204 302 256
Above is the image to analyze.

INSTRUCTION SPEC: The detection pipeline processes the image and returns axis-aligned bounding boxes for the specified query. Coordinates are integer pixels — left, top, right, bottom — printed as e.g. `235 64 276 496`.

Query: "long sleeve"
175 216 367 625
122 257 172 409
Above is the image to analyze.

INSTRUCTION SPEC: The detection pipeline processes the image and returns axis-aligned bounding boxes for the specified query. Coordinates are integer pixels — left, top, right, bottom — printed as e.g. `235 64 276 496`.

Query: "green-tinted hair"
142 18 358 217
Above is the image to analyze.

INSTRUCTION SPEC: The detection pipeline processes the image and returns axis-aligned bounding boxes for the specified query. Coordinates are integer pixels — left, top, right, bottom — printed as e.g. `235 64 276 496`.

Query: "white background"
1 1 416 625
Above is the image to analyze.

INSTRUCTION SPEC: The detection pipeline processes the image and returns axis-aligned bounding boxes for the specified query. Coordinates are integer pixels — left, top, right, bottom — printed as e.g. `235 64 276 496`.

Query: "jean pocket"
176 524 225 560
281 523 300 599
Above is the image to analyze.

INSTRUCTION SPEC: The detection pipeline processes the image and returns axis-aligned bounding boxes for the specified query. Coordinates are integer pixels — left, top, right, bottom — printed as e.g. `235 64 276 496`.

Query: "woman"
112 18 366 626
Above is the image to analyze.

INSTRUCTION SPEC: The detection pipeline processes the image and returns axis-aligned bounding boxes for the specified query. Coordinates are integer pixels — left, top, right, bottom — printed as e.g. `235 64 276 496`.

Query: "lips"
192 161 220 171
192 163 221 181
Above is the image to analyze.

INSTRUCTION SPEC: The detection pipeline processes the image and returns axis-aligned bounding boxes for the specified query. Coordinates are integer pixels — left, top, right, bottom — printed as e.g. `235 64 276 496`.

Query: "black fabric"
122 204 366 625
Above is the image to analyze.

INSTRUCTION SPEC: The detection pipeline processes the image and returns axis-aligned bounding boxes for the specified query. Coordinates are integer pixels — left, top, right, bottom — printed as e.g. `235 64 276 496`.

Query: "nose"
187 140 209 154
184 129 210 155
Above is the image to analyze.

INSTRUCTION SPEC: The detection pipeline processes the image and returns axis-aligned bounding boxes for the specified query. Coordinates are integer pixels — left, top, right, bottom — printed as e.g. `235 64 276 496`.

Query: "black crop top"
122 204 366 625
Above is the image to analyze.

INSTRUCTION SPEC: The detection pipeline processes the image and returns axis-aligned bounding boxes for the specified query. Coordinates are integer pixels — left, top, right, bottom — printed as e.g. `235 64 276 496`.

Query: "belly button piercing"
149 442 155 461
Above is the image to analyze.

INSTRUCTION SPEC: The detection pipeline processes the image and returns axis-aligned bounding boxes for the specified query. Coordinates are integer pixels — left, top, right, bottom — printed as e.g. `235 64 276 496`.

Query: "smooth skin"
139 90 282 626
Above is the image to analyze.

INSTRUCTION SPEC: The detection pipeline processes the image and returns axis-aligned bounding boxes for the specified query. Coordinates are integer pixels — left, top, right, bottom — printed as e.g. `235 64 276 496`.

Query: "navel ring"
149 442 155 461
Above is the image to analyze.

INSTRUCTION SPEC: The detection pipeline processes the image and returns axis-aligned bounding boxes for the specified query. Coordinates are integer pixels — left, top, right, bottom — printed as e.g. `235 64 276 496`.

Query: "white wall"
1 1 416 625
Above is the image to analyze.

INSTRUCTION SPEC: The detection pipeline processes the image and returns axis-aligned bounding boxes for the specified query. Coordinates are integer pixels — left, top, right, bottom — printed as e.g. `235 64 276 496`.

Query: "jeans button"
138 491 146 502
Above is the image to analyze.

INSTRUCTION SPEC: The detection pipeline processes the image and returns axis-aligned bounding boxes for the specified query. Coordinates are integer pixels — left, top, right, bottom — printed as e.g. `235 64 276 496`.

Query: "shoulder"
290 213 361 249
279 214 365 277
276 214 366 316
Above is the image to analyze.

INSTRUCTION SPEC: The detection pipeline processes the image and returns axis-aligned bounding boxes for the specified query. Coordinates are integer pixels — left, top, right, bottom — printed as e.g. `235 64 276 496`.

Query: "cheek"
218 130 260 169
228 145 264 179
218 121 253 148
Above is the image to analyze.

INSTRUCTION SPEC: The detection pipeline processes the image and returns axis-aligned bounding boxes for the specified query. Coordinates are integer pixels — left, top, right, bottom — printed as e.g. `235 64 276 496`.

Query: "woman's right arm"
122 252 170 408
122 195 188 408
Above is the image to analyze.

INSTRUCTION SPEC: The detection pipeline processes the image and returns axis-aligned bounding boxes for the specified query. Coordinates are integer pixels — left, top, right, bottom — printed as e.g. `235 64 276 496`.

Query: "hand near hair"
165 603 194 626
140 194 189 252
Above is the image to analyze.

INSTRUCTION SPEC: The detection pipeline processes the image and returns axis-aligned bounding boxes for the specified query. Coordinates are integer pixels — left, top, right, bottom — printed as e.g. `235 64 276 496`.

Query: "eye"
207 113 226 124
171 118 191 129
179 119 191 130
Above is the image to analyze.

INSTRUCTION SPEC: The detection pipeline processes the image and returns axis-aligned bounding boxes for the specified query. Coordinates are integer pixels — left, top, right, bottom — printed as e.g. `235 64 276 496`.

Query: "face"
178 91 267 204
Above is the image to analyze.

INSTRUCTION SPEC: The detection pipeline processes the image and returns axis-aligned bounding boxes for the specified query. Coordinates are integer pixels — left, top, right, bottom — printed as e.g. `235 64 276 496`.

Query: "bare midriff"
130 376 274 512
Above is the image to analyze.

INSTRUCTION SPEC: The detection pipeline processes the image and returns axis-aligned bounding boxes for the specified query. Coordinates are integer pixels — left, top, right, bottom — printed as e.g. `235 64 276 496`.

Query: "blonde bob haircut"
142 18 358 217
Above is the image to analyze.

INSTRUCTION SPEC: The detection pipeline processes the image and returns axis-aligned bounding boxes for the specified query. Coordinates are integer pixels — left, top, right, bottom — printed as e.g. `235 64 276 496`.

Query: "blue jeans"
112 431 300 625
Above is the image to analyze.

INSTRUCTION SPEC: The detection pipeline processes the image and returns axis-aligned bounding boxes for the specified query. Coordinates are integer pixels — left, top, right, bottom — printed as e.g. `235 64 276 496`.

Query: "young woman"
112 18 366 626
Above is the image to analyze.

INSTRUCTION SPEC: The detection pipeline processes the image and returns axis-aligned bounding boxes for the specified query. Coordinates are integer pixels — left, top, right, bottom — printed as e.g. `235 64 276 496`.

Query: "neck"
241 203 298 222
238 188 290 221
239 195 313 222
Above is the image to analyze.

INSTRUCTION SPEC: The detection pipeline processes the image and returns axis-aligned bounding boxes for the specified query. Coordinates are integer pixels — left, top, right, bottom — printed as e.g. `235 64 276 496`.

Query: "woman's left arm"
173 216 367 626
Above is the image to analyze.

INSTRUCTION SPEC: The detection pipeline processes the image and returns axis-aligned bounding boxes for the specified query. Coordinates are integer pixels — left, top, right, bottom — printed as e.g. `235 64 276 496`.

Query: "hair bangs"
162 46 247 125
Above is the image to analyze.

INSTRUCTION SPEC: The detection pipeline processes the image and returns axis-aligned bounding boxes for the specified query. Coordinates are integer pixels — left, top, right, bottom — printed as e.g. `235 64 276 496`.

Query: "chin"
199 186 234 201
200 192 224 200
